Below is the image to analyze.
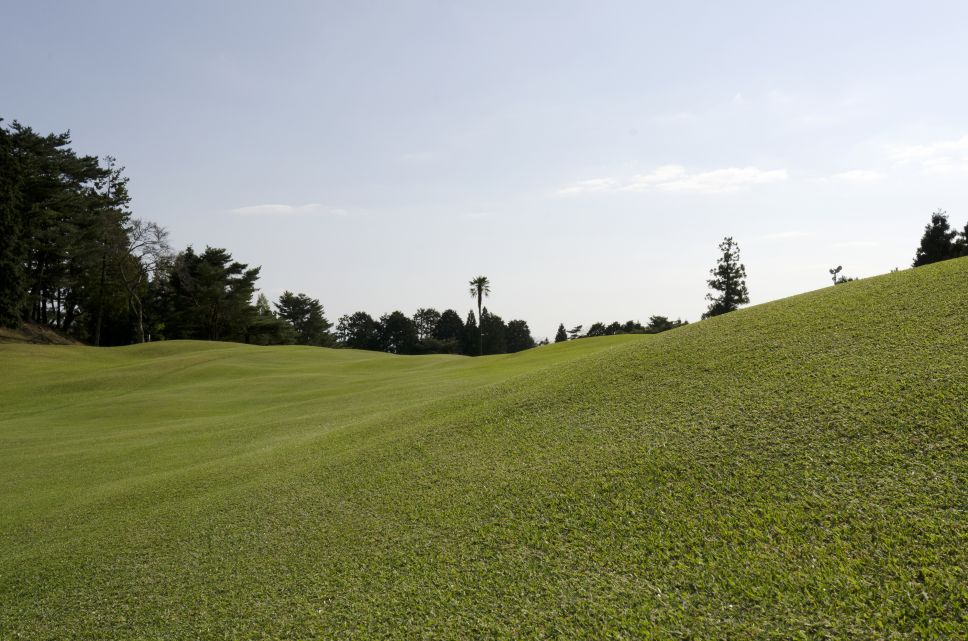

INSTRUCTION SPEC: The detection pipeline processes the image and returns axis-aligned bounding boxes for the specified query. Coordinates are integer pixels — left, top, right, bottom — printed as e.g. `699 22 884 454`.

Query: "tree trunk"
94 254 106 346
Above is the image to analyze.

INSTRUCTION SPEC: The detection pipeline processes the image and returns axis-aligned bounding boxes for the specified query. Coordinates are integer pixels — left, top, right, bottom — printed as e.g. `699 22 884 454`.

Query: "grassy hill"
1 259 966 640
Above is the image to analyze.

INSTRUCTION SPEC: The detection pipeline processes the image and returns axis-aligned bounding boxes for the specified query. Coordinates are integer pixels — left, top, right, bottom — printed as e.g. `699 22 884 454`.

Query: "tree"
568 325 584 340
913 210 958 267
480 307 507 355
336 311 381 350
413 308 441 341
554 323 568 343
468 275 491 355
462 310 479 355
247 293 295 345
703 236 749 319
621 320 645 333
585 322 607 337
6 121 122 337
0 122 25 327
433 309 464 343
828 266 855 285
829 266 843 285
113 218 171 343
505 320 535 353
958 221 968 256
166 246 261 341
645 315 686 333
379 311 418 354
275 291 332 346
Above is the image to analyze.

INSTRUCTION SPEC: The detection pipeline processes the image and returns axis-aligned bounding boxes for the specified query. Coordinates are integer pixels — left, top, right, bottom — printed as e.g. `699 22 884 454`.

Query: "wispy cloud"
228 203 348 217
887 135 968 174
554 177 621 196
555 165 788 196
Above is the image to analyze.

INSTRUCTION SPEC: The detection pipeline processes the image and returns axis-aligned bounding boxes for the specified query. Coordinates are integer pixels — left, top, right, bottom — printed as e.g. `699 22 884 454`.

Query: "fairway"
1 259 966 639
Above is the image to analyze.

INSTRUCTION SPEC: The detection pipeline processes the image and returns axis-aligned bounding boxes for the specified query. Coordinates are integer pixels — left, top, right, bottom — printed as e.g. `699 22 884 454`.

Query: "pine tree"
505 320 535 353
462 311 479 355
336 311 380 350
378 311 418 354
703 236 749 319
954 220 968 257
554 323 568 343
0 122 25 327
275 291 332 346
913 210 958 267
480 307 507 355
432 309 464 343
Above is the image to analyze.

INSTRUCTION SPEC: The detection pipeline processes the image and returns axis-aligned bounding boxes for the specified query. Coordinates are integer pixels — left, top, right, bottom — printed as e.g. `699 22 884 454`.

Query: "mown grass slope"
1 259 966 640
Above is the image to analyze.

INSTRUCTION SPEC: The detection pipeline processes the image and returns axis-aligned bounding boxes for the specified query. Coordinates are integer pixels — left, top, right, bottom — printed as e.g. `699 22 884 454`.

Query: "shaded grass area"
1 259 966 639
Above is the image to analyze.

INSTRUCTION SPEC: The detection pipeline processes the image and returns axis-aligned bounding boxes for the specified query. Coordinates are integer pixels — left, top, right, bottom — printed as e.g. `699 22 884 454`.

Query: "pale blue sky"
4 1 968 338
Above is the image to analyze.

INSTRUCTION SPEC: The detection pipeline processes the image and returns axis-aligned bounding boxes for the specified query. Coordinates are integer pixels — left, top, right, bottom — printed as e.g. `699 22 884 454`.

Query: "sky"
3 1 968 339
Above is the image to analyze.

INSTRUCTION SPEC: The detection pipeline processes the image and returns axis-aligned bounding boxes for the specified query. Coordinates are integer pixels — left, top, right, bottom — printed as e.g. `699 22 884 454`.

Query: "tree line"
0 120 540 354
3 118 965 348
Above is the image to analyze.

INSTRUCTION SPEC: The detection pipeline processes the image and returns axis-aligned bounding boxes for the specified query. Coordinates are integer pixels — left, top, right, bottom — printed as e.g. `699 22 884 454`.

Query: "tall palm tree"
468 275 491 355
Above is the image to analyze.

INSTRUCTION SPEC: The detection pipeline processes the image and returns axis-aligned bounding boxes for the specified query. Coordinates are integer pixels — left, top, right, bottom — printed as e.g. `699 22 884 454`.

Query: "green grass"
1 259 966 640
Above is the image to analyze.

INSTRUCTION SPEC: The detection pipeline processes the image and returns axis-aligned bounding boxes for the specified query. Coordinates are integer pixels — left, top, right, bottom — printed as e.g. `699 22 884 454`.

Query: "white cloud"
554 177 621 196
555 165 788 196
832 169 882 183
887 135 968 174
228 203 347 216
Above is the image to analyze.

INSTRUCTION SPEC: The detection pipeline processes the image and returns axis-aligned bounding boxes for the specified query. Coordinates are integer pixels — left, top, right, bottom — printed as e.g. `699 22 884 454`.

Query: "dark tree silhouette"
275 291 332 346
703 236 749 319
913 210 958 267
554 323 567 343
468 276 491 355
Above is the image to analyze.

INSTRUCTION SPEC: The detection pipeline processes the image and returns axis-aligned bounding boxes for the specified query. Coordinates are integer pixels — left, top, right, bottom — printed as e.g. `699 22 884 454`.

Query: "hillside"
0 321 81 345
1 259 966 640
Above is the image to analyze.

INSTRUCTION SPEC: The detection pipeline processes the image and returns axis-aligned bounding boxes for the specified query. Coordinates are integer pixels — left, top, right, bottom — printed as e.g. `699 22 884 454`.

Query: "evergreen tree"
585 322 607 337
621 320 645 333
480 307 507 355
275 291 332 346
554 323 568 343
378 311 418 354
336 311 381 350
462 310 479 355
645 315 686 333
913 210 958 266
247 293 295 345
167 246 261 341
703 236 749 319
413 308 441 341
0 122 25 327
433 309 464 342
957 221 968 257
567 325 584 340
505 319 535 353
7 121 122 336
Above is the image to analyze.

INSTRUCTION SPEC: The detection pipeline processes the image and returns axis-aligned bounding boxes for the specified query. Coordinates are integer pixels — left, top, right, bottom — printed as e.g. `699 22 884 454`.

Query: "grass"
1 259 966 640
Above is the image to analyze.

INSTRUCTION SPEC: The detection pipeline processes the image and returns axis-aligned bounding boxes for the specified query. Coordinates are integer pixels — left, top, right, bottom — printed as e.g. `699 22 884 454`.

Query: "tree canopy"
703 236 750 319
